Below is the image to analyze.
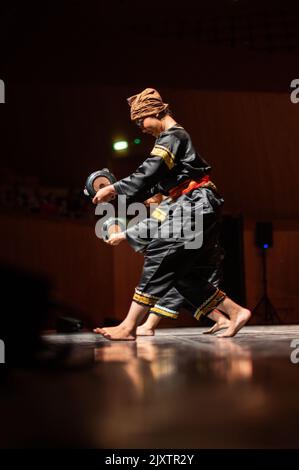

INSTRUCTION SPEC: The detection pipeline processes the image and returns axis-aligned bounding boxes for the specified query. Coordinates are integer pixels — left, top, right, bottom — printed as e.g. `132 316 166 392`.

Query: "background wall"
2 85 298 218
0 213 298 327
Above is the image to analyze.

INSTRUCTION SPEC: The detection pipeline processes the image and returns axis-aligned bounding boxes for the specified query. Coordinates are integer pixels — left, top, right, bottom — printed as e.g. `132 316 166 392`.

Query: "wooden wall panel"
3 86 299 221
0 215 298 328
0 214 113 328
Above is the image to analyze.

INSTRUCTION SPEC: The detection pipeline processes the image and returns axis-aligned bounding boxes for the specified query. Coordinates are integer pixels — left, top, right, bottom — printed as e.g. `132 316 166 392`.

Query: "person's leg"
137 312 161 336
137 308 230 336
95 211 223 340
212 297 251 337
186 242 231 334
175 276 251 338
137 282 230 336
172 215 251 337
93 233 184 341
137 286 180 336
137 239 230 336
95 194 249 340
203 308 230 334
94 301 150 340
94 191 206 339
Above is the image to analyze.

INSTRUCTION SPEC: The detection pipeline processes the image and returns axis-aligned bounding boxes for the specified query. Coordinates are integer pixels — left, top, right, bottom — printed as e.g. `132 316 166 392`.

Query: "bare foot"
93 325 136 341
217 309 251 338
136 325 155 336
94 325 122 335
203 317 231 335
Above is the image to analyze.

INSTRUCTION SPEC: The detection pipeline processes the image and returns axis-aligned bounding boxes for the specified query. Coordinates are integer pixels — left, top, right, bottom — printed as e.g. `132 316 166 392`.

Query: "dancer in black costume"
93 88 251 340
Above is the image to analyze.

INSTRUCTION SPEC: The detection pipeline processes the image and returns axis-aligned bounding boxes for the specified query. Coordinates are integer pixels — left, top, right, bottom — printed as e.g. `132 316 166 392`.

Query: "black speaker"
255 222 273 249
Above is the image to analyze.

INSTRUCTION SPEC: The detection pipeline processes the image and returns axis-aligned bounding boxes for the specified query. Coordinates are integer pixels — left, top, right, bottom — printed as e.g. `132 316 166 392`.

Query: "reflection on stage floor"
1 326 299 448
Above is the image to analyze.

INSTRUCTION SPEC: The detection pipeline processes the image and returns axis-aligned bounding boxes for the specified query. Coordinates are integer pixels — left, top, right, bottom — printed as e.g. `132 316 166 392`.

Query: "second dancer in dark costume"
101 193 230 335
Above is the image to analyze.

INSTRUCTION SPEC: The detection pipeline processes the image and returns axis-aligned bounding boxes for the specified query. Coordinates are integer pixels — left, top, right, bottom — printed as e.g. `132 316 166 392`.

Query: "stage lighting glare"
113 141 128 151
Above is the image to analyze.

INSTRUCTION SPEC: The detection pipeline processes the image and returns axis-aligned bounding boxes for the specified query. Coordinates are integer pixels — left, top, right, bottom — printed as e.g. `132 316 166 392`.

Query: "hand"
105 232 126 246
92 184 116 204
144 193 163 206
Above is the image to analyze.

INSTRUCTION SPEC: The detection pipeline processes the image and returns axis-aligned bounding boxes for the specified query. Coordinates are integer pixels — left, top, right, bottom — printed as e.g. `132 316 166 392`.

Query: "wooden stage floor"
1 325 299 448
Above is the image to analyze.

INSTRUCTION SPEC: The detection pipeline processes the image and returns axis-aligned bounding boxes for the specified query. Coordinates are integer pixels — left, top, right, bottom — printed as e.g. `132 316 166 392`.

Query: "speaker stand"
252 248 280 324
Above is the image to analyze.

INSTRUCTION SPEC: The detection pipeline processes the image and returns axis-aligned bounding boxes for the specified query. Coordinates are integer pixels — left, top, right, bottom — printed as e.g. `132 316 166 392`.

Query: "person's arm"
92 134 180 204
105 231 126 246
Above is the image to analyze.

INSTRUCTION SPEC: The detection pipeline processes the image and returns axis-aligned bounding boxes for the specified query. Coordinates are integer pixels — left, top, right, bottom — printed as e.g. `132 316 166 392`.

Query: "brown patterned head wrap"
127 88 169 121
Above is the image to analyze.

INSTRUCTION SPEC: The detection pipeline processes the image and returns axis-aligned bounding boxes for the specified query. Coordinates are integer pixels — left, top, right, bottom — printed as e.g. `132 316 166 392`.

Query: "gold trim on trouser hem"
150 305 179 320
194 288 226 320
133 289 159 307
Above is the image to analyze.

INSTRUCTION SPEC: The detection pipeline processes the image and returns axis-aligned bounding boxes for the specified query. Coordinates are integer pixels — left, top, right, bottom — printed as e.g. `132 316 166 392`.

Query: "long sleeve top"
113 125 211 200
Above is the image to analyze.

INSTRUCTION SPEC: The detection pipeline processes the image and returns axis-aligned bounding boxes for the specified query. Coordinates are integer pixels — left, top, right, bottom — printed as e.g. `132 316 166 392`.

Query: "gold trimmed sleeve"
150 145 175 170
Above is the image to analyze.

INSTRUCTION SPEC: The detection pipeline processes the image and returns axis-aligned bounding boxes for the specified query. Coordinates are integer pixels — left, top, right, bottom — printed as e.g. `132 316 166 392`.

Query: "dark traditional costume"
113 89 226 320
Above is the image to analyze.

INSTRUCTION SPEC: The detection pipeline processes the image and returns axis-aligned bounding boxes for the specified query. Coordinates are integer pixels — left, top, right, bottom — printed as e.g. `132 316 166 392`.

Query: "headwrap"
127 88 169 121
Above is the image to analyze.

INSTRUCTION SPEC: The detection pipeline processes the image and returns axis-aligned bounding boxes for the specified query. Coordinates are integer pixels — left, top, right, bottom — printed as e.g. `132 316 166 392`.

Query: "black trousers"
148 241 224 320
127 187 226 318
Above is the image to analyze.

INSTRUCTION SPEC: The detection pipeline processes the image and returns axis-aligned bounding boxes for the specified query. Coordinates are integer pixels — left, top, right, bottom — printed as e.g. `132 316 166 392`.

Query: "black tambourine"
102 217 127 241
84 168 117 198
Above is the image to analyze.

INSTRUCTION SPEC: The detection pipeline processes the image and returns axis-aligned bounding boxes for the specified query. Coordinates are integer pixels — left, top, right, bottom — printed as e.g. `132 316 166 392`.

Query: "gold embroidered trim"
135 289 159 300
133 293 156 306
133 289 159 307
150 306 179 319
194 288 226 320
